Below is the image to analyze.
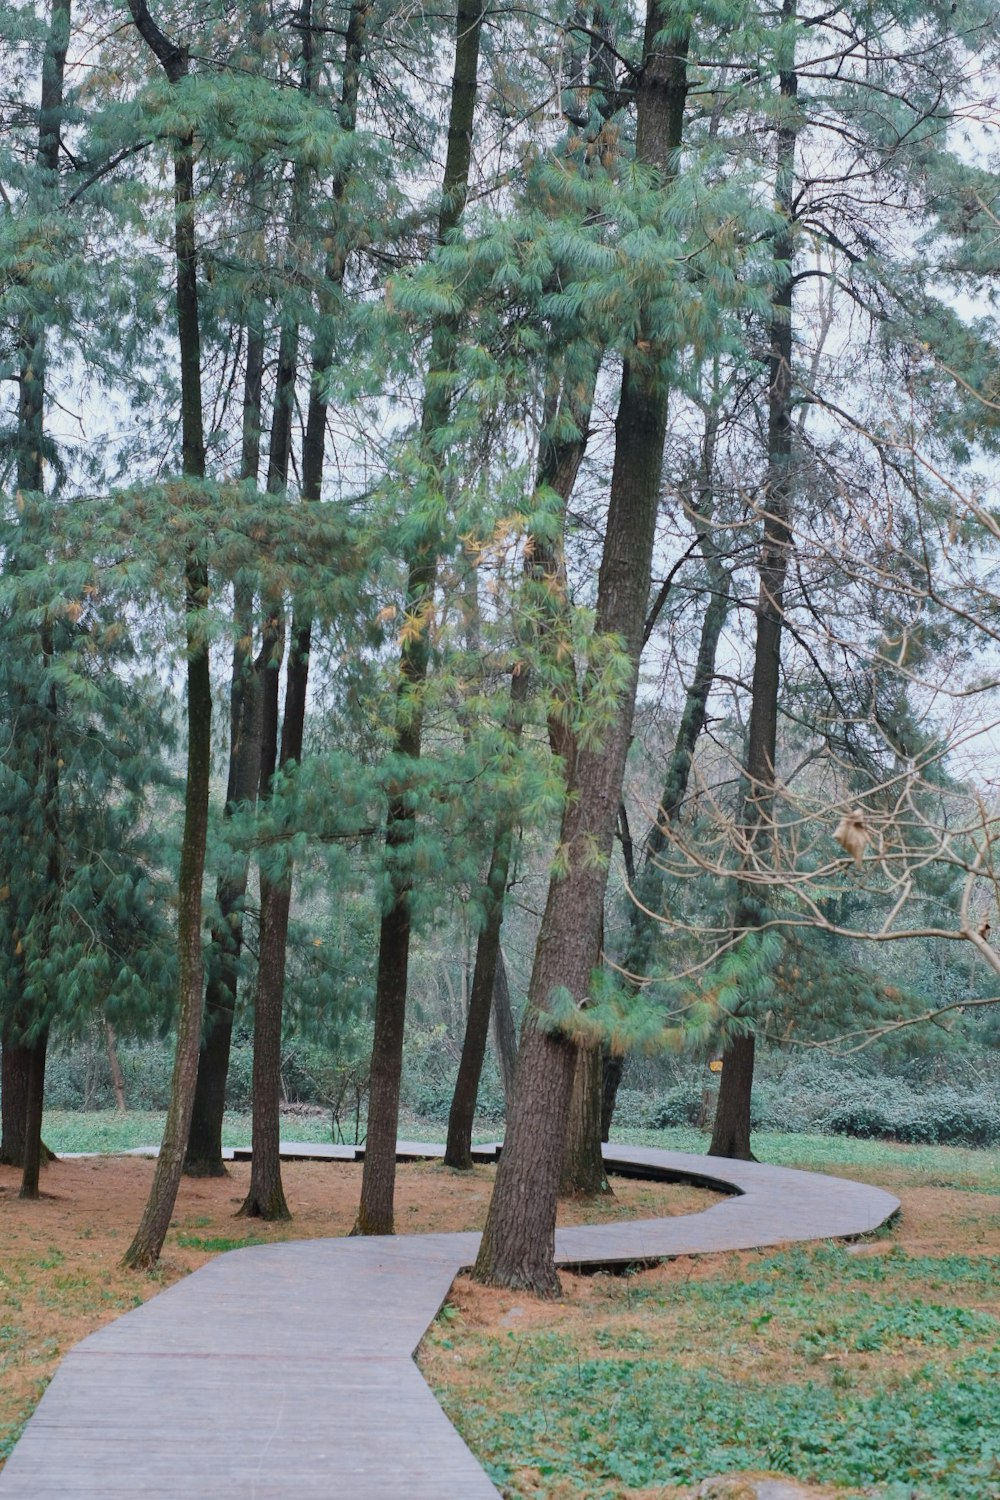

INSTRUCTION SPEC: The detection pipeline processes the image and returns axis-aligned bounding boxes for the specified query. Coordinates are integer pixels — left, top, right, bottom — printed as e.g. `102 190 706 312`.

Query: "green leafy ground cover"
420 1133 1000 1499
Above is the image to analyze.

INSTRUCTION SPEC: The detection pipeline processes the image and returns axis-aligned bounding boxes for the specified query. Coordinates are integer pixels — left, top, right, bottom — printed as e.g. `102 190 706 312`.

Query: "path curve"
0 1143 898 1498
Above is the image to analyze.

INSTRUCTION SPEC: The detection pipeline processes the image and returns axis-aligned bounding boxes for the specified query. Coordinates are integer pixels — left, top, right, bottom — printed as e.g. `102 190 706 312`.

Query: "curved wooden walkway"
0 1143 898 1498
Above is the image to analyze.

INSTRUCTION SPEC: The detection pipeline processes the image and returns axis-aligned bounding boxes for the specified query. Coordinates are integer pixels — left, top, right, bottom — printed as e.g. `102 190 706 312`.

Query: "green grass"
613 1124 1000 1193
40 1108 494 1155
41 1111 1000 1195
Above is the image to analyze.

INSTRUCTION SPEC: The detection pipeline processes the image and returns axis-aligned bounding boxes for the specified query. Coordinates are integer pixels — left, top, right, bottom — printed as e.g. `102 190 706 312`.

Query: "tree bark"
444 825 515 1168
7 0 71 1197
355 0 485 1236
236 282 302 1222
0 1040 30 1165
708 1031 755 1159
710 8 798 1161
490 949 518 1111
185 314 265 1177
105 1022 126 1111
444 352 599 1171
238 0 370 1221
19 1029 48 1200
560 1041 610 1196
123 0 212 1270
603 442 731 1137
474 1 689 1293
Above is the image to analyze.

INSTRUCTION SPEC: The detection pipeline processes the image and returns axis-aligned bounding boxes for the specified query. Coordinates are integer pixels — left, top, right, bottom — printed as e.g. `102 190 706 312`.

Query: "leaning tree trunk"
473 2 690 1295
354 0 485 1237
710 9 798 1162
122 0 212 1271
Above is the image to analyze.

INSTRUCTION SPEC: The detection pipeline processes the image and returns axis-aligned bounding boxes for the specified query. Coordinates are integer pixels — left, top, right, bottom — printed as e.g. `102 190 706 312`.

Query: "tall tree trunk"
236 299 302 1222
602 405 731 1138
355 0 485 1236
185 311 266 1177
473 1 690 1294
8 0 71 1198
238 0 370 1221
443 381 595 1171
710 10 798 1161
490 949 518 1110
123 0 212 1271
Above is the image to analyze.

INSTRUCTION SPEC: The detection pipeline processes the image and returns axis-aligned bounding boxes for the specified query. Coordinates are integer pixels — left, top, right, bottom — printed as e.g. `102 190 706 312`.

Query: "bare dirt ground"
0 1153 720 1467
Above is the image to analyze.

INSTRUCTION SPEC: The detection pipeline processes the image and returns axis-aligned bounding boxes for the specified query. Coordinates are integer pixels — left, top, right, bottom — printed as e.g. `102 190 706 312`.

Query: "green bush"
611 1053 999 1149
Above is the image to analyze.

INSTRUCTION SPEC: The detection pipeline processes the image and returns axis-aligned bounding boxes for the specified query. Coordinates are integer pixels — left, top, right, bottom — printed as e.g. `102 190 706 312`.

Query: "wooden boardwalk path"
0 1144 898 1498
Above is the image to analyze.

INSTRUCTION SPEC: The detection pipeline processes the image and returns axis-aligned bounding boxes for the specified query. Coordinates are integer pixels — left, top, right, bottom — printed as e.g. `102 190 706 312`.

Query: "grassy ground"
420 1131 1000 1499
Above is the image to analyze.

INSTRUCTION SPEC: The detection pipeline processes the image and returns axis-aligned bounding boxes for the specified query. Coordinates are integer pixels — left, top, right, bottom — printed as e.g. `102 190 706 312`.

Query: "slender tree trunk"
105 1022 126 1111
444 370 598 1171
710 11 798 1161
185 314 266 1177
19 1028 48 1199
238 0 369 1221
123 0 212 1271
474 3 690 1294
236 305 302 1222
355 0 485 1236
8 0 71 1196
490 949 518 1110
602 422 731 1137
444 825 515 1168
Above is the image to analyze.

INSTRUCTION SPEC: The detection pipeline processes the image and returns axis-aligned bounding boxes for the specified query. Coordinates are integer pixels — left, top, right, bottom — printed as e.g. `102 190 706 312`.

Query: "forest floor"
3 1120 998 1497
0 1138 718 1474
